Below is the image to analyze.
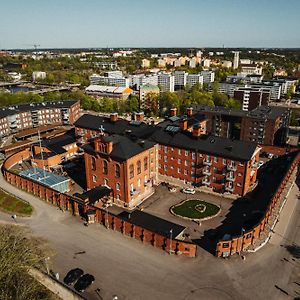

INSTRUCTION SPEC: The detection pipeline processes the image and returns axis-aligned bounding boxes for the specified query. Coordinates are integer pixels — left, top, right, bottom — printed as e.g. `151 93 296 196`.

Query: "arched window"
91 156 96 171
144 157 148 171
115 164 120 178
103 160 108 175
129 164 134 178
116 183 120 191
137 160 141 175
104 178 109 186
92 175 97 183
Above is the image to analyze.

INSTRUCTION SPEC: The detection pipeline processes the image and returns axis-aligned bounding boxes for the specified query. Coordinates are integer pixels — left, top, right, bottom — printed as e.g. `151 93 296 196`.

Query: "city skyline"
1 0 300 49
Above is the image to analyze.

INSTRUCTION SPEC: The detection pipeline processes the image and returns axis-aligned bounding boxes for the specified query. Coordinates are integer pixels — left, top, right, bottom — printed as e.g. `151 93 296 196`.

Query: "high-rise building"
233 51 240 69
200 70 215 83
158 73 175 92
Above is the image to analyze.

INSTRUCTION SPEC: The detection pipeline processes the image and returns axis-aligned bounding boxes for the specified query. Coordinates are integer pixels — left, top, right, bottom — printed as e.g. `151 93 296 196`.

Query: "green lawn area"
0 190 33 216
171 199 220 220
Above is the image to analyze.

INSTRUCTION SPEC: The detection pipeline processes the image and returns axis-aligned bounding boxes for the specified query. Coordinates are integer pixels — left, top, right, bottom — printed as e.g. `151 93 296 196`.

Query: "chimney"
170 108 177 117
110 112 118 122
179 118 188 131
192 125 202 137
186 107 193 117
135 112 144 122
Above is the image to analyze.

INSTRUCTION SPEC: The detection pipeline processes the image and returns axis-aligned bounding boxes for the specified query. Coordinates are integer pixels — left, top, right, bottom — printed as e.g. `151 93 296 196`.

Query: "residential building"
187 74 204 87
203 59 211 68
141 59 151 68
233 51 239 69
158 73 175 92
233 87 270 111
193 105 290 145
239 64 263 76
129 74 159 90
139 84 160 110
222 61 233 68
0 100 80 138
83 134 158 208
174 71 187 90
200 70 215 83
89 73 130 88
32 71 46 81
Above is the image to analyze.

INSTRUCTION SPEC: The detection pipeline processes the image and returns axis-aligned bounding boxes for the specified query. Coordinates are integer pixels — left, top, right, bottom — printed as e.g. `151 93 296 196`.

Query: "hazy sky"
1 0 299 49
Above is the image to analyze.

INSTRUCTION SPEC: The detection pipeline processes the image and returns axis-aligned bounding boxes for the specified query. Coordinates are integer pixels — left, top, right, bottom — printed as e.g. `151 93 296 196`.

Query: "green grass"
171 199 220 220
0 190 33 216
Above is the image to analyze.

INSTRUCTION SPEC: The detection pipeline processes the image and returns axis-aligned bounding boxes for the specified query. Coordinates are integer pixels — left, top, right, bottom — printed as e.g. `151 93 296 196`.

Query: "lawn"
171 199 220 220
0 190 33 216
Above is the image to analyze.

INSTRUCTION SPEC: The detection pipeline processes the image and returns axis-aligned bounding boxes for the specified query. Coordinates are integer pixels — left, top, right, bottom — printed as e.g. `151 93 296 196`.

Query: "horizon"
1 0 300 49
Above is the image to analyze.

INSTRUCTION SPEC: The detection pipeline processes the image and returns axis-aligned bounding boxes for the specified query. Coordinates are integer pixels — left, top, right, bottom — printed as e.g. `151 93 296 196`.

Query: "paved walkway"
1 166 300 300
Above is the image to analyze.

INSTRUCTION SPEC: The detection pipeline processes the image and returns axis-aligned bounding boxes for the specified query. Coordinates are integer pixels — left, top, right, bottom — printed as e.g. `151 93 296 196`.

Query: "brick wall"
216 153 299 257
2 148 196 258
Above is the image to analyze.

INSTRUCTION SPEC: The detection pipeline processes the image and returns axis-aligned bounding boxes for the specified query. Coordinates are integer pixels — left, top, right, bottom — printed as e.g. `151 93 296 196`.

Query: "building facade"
0 100 80 138
83 135 158 208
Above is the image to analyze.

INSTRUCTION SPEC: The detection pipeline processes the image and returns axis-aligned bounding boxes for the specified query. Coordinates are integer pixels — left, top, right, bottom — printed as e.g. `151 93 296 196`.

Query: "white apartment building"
141 59 151 68
203 59 211 68
89 73 129 88
187 74 203 87
174 71 187 89
200 70 215 83
158 73 175 92
32 71 46 81
239 64 263 76
129 74 159 90
233 51 239 69
222 61 232 68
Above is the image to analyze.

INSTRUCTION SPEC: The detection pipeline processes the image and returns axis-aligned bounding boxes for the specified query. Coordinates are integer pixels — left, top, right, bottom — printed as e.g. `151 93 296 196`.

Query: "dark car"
74 274 95 292
63 268 84 285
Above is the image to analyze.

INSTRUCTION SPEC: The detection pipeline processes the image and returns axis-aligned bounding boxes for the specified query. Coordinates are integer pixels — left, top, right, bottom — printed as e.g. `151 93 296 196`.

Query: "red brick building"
0 100 80 138
75 109 260 198
83 134 158 208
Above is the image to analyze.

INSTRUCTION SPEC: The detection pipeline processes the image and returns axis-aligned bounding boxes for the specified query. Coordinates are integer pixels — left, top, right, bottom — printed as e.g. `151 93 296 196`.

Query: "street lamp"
169 229 173 255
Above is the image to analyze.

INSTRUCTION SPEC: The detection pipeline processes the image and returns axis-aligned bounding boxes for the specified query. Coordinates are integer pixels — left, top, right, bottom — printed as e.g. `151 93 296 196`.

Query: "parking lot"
135 185 234 240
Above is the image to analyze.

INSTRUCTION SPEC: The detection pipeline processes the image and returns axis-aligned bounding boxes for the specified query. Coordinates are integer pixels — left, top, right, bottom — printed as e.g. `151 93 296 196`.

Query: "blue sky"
1 0 299 49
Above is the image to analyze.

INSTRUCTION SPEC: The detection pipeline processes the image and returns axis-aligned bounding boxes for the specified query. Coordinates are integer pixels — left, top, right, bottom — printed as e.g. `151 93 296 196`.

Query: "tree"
0 224 54 300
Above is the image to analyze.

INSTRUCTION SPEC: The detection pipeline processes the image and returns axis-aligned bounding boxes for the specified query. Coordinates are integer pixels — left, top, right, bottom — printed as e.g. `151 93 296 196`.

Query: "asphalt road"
0 169 299 300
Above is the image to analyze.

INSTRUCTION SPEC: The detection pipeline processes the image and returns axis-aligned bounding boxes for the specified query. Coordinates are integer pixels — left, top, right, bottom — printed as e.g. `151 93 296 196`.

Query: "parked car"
63 268 84 285
181 188 196 194
74 274 95 292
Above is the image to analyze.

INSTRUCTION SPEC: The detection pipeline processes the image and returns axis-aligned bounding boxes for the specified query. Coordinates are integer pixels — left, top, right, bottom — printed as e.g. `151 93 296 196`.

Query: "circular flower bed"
170 199 220 221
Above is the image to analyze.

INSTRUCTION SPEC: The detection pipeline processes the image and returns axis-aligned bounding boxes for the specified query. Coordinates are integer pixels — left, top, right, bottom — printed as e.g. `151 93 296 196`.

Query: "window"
164 156 168 163
115 164 120 178
138 179 141 187
214 157 218 163
178 159 181 164
91 156 96 171
185 150 189 156
223 159 226 165
164 146 168 153
184 170 188 175
184 160 188 166
103 160 108 175
92 175 97 183
116 183 120 191
129 164 134 178
192 152 195 159
144 157 148 171
171 147 174 152
178 168 181 174
137 160 141 175
178 149 181 155
104 179 109 186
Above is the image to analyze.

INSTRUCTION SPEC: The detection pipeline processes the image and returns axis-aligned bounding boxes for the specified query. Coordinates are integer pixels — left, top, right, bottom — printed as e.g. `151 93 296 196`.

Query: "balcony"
203 159 212 166
203 168 211 176
202 180 210 186
226 173 235 181
225 184 234 192
227 164 237 171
